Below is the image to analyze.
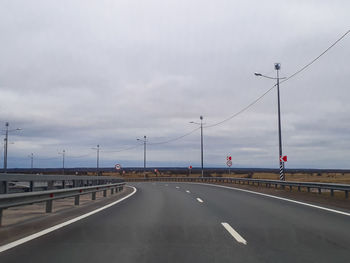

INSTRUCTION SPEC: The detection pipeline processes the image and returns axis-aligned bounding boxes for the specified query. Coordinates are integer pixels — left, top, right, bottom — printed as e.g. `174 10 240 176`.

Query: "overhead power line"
33 30 349 157
104 30 349 150
204 29 350 129
148 127 201 145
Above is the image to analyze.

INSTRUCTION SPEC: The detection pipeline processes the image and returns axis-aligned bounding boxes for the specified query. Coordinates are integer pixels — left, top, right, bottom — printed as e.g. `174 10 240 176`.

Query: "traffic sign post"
188 165 192 177
226 156 232 175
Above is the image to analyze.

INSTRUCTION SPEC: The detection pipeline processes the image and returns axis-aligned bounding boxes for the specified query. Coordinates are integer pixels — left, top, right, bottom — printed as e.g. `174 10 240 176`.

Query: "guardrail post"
298 186 301 191
330 189 334 196
103 190 107 197
62 180 66 189
307 187 310 192
47 181 54 190
30 181 34 192
75 196 80 205
289 186 292 191
111 188 114 195
46 200 53 213
0 208 3 226
345 190 348 199
0 181 8 194
92 192 96 200
318 188 321 194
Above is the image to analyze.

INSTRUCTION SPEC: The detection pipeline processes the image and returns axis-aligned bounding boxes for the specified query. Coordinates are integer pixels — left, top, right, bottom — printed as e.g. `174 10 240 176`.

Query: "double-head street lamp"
137 136 147 177
190 116 204 178
255 63 286 180
3 122 21 173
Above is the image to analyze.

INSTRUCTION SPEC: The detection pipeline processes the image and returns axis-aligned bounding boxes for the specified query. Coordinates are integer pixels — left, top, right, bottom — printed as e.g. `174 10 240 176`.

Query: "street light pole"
143 136 146 174
59 150 65 175
3 122 21 173
200 116 204 178
137 136 147 178
3 123 9 173
254 63 285 180
30 153 34 170
275 63 285 181
190 116 204 178
97 144 100 175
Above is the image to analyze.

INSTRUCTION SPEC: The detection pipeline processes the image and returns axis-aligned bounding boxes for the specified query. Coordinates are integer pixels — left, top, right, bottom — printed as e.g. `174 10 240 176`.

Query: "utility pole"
143 136 146 178
254 64 286 181
3 122 8 173
137 136 147 178
59 150 65 175
190 116 205 178
30 153 34 170
275 63 285 181
3 122 21 173
96 144 100 175
200 116 204 178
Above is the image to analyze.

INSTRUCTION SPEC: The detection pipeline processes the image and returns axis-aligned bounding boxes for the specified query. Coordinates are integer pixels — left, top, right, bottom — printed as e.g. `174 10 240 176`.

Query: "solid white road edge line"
221 222 247 245
0 186 137 253
186 190 191 193
191 182 350 217
196 198 203 203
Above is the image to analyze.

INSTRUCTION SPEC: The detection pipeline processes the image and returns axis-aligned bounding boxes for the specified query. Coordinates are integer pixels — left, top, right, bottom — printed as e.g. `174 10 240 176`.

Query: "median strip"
221 222 247 245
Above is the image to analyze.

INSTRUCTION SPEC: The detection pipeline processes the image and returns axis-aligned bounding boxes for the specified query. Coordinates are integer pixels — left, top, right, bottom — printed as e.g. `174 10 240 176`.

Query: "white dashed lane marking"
221 222 247 245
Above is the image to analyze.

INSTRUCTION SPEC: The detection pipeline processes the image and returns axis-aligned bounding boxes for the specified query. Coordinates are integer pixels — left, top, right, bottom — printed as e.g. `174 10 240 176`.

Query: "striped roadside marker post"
279 156 287 180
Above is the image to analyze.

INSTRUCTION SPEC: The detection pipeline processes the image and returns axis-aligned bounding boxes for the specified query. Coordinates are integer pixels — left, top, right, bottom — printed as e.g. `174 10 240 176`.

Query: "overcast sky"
0 0 349 169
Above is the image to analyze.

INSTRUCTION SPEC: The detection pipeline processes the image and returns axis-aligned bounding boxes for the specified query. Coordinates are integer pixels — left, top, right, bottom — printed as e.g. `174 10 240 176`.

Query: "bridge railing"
126 177 350 198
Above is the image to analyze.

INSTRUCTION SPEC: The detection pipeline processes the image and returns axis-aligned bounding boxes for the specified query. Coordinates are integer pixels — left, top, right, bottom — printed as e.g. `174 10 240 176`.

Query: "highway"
0 182 349 262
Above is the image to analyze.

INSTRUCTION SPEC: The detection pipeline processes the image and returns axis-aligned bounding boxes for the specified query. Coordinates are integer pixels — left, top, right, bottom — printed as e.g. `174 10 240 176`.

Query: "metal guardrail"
0 174 124 194
126 177 350 198
0 182 125 226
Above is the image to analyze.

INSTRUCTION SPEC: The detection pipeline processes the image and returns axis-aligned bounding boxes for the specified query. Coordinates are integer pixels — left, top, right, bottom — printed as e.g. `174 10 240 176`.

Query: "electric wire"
204 30 350 129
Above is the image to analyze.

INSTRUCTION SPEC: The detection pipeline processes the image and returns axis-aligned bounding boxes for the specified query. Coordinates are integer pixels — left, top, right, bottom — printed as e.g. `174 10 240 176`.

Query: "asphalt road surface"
0 182 349 262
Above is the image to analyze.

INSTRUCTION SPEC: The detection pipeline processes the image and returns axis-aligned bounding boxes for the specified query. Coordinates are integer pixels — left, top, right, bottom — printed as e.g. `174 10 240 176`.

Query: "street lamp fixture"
255 63 286 180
